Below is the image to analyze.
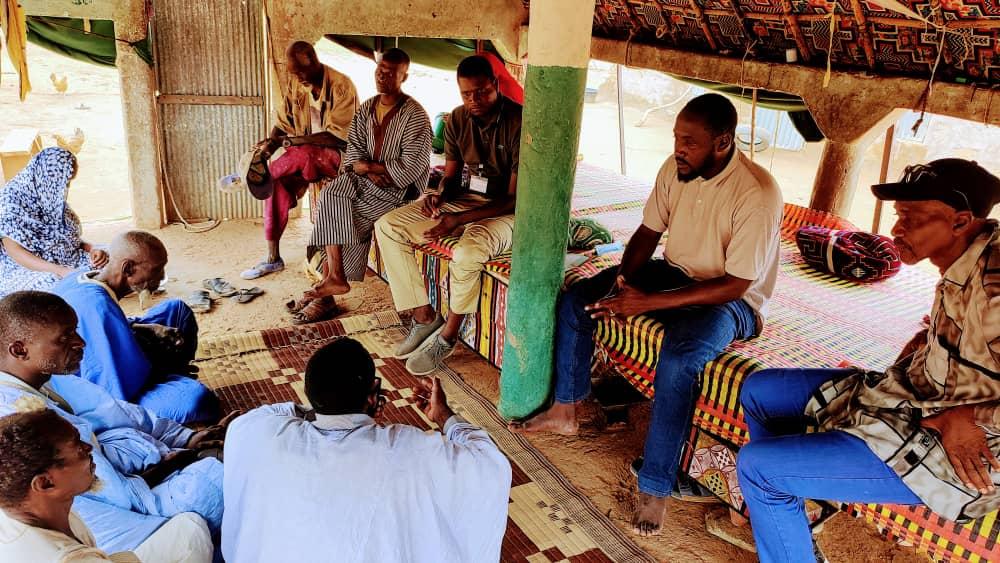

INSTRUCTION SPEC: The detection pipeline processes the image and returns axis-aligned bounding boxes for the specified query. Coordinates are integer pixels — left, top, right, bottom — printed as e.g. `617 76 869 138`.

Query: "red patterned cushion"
795 226 901 282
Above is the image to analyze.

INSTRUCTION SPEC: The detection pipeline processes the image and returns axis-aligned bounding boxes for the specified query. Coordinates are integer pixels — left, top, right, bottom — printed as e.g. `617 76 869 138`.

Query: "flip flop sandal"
291 296 340 325
286 295 315 313
246 148 274 200
231 287 264 304
202 278 238 297
186 290 213 313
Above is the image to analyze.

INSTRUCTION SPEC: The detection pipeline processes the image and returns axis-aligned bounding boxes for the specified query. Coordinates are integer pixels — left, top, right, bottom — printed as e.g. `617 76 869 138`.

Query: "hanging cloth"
1 0 31 100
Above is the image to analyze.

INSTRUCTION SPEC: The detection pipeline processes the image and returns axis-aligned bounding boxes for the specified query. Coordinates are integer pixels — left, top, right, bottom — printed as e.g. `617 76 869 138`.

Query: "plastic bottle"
594 241 623 255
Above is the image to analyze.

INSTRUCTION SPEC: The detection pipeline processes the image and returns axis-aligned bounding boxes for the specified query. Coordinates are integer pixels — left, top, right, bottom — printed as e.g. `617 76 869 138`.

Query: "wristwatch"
345 162 355 175
281 138 293 148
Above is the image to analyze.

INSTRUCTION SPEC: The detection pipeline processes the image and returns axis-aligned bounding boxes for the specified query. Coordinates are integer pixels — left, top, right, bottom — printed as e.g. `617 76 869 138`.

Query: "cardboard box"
0 128 43 183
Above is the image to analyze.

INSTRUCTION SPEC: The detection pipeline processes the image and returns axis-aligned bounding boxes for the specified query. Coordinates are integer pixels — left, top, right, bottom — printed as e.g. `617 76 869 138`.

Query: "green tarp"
675 76 823 141
25 16 151 67
327 35 499 71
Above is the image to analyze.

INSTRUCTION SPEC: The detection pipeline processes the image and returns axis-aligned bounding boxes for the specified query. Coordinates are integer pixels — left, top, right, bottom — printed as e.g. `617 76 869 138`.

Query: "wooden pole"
809 140 864 216
872 125 895 233
617 64 627 175
750 88 758 161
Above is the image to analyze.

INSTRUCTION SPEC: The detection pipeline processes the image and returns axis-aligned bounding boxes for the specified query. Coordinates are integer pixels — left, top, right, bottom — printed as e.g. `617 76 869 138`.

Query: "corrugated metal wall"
153 0 266 221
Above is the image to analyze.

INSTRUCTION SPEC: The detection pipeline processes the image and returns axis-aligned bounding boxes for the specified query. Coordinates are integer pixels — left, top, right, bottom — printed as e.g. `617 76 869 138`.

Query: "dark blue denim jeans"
737 368 922 562
553 260 757 496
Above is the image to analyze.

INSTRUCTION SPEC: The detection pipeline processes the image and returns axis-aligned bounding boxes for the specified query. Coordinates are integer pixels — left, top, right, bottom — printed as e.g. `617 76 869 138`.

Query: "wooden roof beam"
591 36 1000 130
652 3 683 44
847 0 877 68
687 0 721 51
725 0 753 38
619 0 649 38
780 0 813 63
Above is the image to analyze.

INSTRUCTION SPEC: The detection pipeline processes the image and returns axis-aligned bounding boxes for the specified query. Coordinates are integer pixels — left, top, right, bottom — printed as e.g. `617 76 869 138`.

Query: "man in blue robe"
54 231 218 424
0 291 230 553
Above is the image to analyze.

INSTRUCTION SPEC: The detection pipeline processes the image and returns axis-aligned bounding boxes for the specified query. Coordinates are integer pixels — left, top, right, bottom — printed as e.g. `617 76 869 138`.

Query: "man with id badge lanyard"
375 55 522 376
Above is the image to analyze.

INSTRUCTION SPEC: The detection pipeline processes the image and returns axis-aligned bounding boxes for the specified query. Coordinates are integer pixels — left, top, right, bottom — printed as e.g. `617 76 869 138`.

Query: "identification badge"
470 174 489 194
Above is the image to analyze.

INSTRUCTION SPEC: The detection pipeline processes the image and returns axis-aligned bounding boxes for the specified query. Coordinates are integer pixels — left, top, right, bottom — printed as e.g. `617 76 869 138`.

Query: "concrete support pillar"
499 0 595 419
808 140 864 215
116 46 163 228
802 99 903 217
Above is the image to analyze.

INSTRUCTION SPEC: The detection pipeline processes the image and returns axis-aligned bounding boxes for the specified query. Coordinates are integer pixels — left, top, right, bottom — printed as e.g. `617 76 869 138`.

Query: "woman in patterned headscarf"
0 147 107 296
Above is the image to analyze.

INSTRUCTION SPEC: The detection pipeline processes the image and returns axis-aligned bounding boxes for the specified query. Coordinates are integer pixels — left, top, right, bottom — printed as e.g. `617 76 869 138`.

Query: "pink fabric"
263 146 341 241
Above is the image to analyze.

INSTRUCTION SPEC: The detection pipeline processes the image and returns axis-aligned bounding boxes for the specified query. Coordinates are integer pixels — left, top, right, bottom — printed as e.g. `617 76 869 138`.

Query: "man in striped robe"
294 48 431 322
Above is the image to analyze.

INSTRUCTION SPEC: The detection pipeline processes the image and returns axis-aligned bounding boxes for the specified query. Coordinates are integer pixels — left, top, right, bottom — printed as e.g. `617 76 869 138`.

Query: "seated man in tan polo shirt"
512 94 784 537
375 55 521 376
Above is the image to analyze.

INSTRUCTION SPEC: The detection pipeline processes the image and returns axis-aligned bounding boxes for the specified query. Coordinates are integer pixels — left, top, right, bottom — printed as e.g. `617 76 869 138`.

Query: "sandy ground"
76 216 927 563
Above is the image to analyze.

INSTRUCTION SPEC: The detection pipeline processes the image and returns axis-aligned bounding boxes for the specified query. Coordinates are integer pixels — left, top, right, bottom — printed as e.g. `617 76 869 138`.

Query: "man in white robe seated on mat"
0 291 230 554
222 337 512 563
0 409 213 562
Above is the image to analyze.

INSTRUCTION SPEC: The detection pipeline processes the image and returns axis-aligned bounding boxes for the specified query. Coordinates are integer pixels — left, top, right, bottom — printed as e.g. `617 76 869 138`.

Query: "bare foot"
631 492 667 537
508 403 579 435
305 277 351 299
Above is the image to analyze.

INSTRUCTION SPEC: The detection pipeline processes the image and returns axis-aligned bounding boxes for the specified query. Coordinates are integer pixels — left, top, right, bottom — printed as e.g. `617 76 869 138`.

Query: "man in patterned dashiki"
737 159 1000 563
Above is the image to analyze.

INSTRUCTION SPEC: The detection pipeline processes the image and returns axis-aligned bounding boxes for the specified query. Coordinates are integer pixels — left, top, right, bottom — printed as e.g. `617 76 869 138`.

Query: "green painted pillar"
499 0 596 419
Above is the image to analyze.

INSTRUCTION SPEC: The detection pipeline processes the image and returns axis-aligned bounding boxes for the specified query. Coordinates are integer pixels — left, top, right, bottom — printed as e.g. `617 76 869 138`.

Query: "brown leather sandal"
291 296 340 325
286 295 315 314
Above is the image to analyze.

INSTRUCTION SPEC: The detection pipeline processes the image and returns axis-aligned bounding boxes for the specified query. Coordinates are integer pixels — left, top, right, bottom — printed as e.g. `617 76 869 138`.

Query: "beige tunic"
0 509 135 562
275 64 358 141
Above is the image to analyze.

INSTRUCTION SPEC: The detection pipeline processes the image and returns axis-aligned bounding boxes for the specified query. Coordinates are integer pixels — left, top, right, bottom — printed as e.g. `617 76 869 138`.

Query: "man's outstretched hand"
420 193 443 218
187 410 243 451
88 248 109 269
415 377 455 429
922 404 1000 494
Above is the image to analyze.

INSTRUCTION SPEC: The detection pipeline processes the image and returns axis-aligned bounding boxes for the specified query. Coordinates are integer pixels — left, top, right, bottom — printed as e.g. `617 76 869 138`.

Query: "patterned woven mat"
194 312 655 563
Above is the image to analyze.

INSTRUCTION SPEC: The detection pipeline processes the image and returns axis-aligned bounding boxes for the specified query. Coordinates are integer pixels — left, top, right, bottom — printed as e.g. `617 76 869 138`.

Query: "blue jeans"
737 368 923 562
554 261 757 496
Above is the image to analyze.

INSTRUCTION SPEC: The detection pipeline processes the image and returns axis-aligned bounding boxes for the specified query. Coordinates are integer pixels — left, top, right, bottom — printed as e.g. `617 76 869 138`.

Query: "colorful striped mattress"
368 163 999 562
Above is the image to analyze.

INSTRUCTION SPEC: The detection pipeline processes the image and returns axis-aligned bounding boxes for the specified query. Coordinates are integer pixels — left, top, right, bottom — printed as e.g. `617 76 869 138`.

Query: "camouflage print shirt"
805 221 1000 522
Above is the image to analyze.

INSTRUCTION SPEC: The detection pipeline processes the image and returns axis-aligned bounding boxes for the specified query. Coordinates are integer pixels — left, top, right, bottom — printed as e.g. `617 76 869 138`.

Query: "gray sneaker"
395 315 445 359
405 335 455 376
